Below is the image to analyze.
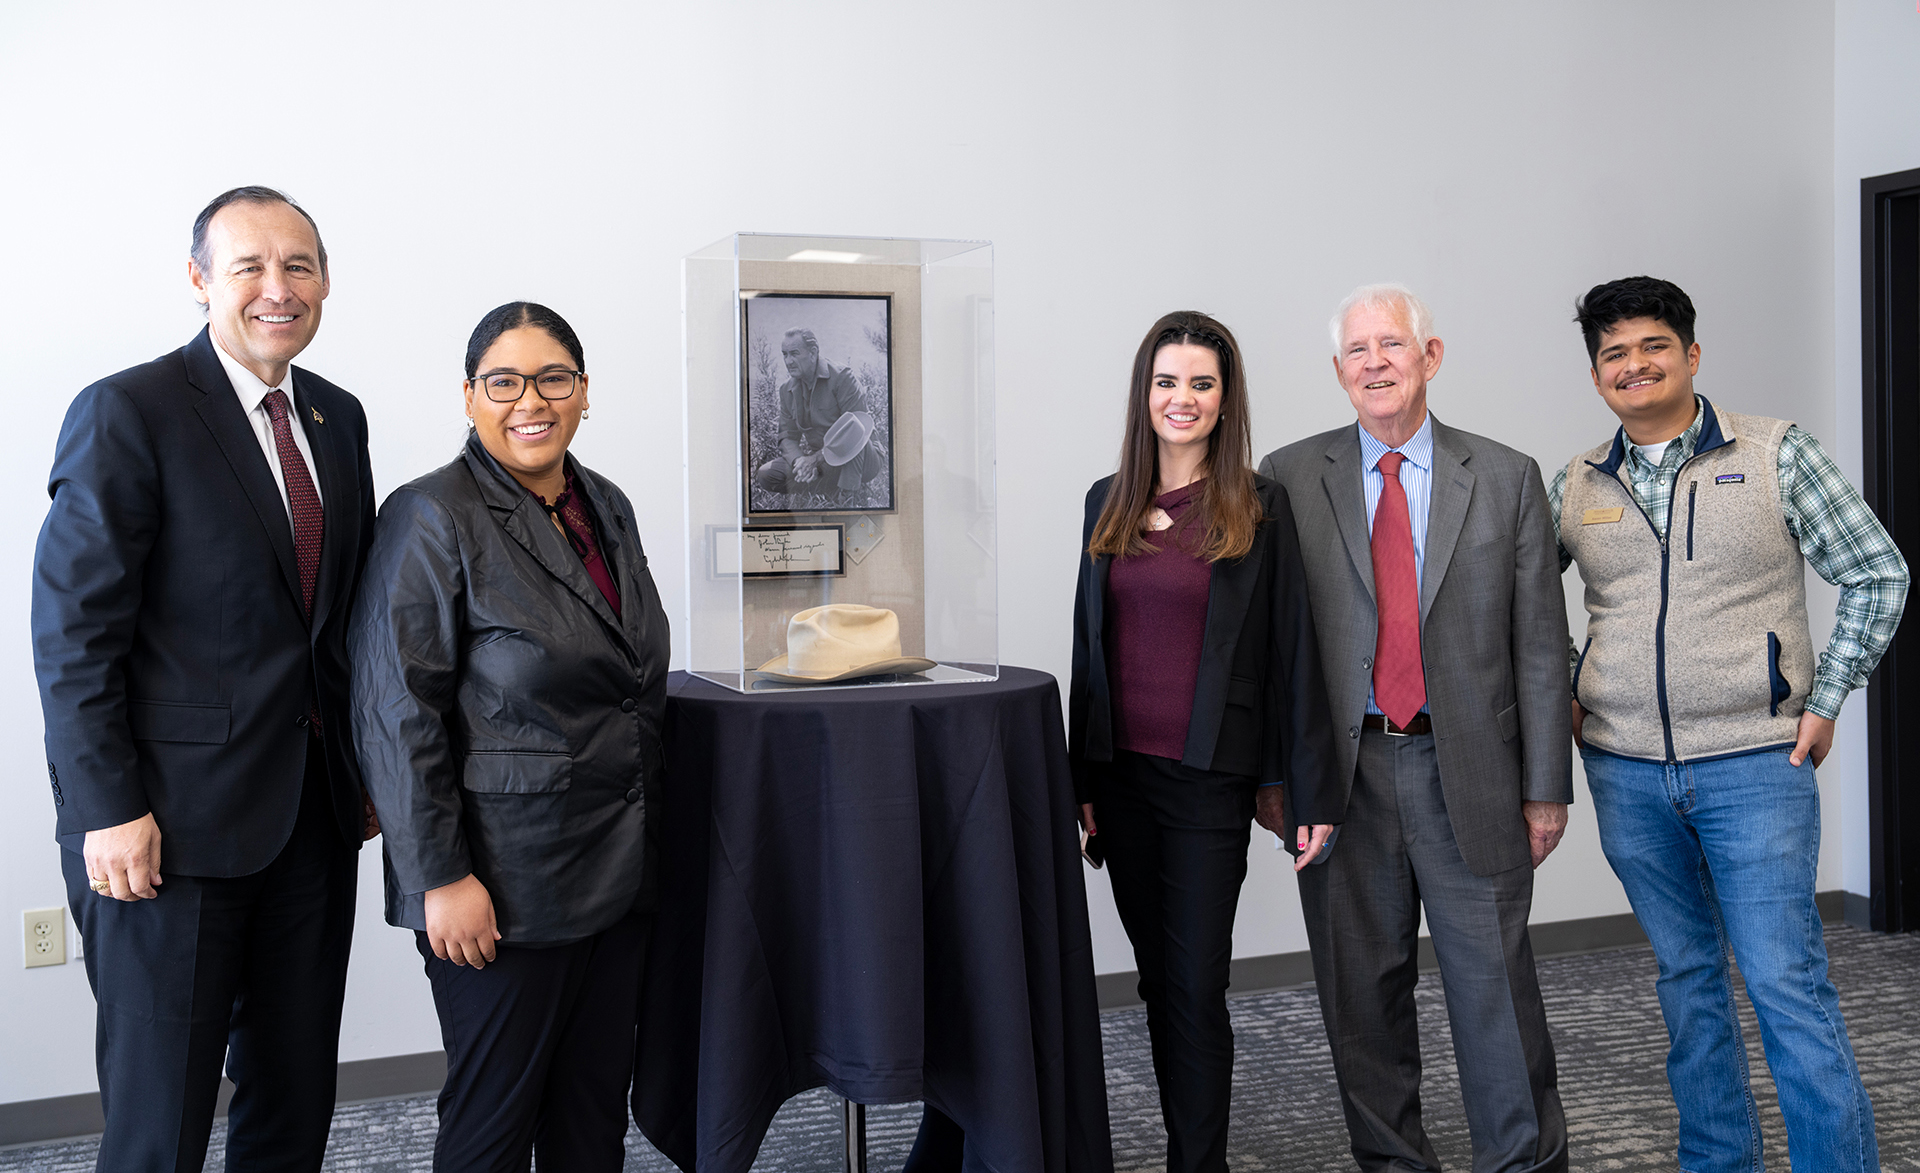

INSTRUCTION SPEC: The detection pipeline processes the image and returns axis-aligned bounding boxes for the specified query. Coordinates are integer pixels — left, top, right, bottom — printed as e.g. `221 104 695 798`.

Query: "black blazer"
32 327 377 876
1067 474 1342 824
348 433 670 944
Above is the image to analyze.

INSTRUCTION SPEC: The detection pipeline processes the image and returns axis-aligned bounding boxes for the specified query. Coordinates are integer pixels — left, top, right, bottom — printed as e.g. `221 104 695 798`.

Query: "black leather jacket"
348 433 670 943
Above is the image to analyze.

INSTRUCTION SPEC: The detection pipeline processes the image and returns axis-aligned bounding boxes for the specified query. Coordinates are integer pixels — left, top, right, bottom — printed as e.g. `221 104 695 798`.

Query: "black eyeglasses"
471 369 584 403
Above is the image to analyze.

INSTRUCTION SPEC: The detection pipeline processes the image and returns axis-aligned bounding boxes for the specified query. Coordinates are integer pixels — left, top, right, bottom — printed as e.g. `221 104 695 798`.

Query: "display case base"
691 663 999 694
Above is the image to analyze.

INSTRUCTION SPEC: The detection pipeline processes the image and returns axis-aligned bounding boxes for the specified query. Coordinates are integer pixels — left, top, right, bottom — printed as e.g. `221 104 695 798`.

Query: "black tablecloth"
632 667 1113 1173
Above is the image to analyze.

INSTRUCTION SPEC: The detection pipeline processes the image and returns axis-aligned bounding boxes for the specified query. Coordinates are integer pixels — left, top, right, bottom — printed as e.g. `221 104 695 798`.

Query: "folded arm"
1778 427 1911 721
776 385 807 464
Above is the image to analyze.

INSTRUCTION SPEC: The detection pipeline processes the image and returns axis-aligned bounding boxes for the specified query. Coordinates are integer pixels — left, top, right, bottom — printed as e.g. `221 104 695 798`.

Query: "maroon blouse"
1105 479 1212 759
540 472 621 618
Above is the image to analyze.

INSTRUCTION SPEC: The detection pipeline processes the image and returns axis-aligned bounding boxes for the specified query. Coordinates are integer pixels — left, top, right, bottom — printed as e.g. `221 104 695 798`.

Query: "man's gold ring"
89 879 111 893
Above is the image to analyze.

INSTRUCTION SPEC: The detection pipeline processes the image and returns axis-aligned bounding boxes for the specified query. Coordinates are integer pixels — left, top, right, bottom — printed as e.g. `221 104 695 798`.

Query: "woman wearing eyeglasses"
1067 311 1341 1173
349 302 669 1171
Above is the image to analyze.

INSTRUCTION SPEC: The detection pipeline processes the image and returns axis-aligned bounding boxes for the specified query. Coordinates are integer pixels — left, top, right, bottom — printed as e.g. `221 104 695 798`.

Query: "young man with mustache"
1554 275 1906 1173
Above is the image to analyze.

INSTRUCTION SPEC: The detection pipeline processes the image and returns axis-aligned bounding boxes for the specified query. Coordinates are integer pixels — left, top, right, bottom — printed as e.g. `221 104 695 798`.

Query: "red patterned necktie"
263 390 324 619
1371 451 1425 727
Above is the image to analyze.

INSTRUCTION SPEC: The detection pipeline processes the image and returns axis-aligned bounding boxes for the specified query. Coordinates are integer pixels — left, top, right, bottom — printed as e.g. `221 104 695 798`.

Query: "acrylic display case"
683 232 997 691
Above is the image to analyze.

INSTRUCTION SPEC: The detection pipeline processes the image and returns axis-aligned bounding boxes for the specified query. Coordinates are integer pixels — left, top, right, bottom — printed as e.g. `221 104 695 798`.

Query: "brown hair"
1088 311 1262 562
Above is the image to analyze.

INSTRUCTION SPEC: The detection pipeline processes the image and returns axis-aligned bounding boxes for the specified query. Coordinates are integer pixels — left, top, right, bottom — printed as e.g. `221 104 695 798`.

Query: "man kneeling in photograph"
755 326 882 497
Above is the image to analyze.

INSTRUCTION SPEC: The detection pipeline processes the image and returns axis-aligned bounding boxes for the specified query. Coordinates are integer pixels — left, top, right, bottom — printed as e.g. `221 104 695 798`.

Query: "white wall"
1830 0 1920 897
0 0 1841 1105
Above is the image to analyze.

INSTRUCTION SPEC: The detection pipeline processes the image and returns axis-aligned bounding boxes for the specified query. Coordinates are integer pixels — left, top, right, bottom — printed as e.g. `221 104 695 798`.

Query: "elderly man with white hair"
1257 285 1572 1172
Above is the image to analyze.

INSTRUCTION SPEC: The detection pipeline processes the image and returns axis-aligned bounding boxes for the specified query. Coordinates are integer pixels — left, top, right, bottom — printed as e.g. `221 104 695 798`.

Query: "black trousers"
62 738 357 1173
420 904 650 1173
1098 751 1256 1173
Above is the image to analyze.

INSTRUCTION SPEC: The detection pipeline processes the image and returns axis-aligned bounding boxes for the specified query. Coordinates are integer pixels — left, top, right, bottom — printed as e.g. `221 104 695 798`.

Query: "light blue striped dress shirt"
1357 414 1434 716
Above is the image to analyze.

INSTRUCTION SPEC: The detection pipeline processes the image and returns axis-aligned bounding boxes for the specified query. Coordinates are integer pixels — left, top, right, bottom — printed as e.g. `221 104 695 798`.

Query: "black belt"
1362 713 1432 736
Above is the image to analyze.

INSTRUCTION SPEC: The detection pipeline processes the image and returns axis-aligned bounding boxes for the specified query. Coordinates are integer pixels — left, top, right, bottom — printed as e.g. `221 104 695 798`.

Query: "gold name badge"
1581 507 1625 525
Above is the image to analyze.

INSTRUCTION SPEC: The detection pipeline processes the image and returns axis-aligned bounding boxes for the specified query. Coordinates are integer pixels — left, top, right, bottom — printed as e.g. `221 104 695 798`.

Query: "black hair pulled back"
465 302 585 378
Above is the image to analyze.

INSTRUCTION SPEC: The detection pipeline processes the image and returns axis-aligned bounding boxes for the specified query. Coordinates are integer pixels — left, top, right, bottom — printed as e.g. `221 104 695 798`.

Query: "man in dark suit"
1258 285 1572 1173
32 186 377 1172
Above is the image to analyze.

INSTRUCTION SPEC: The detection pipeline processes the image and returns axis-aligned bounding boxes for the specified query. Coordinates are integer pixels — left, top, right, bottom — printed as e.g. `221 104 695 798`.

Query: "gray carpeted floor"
5 925 1916 1171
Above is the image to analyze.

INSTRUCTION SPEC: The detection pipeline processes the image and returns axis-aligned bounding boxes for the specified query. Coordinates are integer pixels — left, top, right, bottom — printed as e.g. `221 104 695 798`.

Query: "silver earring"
582 410 590 420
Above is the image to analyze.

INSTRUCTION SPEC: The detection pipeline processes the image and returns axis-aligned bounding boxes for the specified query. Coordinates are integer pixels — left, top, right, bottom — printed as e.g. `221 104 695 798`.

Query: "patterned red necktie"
1371 451 1426 727
264 391 324 618
264 391 324 736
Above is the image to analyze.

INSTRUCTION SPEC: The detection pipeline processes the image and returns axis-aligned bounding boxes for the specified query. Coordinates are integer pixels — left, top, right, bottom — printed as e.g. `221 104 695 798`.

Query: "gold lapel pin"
310 407 325 424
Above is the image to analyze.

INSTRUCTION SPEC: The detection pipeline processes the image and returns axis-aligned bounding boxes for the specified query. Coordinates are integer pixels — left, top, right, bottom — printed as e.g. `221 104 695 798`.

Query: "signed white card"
713 525 845 578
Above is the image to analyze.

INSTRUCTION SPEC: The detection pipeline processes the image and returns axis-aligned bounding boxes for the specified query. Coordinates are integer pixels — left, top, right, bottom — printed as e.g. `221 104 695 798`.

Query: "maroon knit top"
1105 479 1213 760
539 472 621 618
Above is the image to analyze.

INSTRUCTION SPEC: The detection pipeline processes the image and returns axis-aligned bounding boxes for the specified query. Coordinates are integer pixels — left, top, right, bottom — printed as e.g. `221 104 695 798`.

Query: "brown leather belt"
1362 713 1432 736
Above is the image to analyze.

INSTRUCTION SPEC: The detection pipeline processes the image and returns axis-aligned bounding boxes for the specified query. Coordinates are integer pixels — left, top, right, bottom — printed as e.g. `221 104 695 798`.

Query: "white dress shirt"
210 336 324 521
1357 412 1435 715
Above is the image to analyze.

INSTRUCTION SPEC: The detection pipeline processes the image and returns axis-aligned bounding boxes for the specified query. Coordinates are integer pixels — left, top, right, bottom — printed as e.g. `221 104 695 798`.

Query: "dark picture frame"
741 292 895 516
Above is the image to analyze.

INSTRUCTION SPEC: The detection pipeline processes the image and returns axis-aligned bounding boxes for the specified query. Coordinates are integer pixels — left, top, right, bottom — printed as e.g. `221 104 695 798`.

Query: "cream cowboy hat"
819 411 874 467
755 604 935 684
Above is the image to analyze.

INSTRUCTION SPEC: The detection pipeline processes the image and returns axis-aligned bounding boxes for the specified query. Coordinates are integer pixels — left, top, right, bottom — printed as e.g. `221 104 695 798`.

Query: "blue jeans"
1581 747 1877 1173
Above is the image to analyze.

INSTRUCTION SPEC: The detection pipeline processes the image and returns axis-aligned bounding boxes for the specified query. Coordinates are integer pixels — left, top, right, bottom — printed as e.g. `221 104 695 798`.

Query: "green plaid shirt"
1550 400 1910 720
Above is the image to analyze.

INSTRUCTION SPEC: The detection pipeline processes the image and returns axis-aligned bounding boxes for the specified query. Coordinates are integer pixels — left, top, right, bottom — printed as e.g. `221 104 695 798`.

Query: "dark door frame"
1860 166 1920 933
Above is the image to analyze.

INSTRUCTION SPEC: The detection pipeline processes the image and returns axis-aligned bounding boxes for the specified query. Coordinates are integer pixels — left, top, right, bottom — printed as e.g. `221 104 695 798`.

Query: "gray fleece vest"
1560 400 1811 762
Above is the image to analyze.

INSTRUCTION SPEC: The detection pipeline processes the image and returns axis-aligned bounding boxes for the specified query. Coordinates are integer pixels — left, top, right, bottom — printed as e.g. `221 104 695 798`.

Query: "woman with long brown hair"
1068 311 1341 1172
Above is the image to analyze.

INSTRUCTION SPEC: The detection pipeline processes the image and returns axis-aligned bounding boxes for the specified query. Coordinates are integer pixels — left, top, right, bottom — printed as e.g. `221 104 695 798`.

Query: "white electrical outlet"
24 908 66 968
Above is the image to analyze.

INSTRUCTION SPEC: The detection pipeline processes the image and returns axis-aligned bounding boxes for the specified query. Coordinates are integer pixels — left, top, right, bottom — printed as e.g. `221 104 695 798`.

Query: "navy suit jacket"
32 326 377 876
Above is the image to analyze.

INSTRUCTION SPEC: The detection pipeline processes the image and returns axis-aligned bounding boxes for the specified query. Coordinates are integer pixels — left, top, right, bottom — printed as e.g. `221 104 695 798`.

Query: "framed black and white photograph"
742 292 894 515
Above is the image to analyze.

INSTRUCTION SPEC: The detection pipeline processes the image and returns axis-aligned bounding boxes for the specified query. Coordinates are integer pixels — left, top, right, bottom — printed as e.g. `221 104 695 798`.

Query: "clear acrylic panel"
682 233 997 692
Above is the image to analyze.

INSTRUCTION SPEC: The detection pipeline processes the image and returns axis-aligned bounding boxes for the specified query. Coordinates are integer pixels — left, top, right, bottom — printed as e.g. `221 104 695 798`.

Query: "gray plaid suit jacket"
1259 414 1572 876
